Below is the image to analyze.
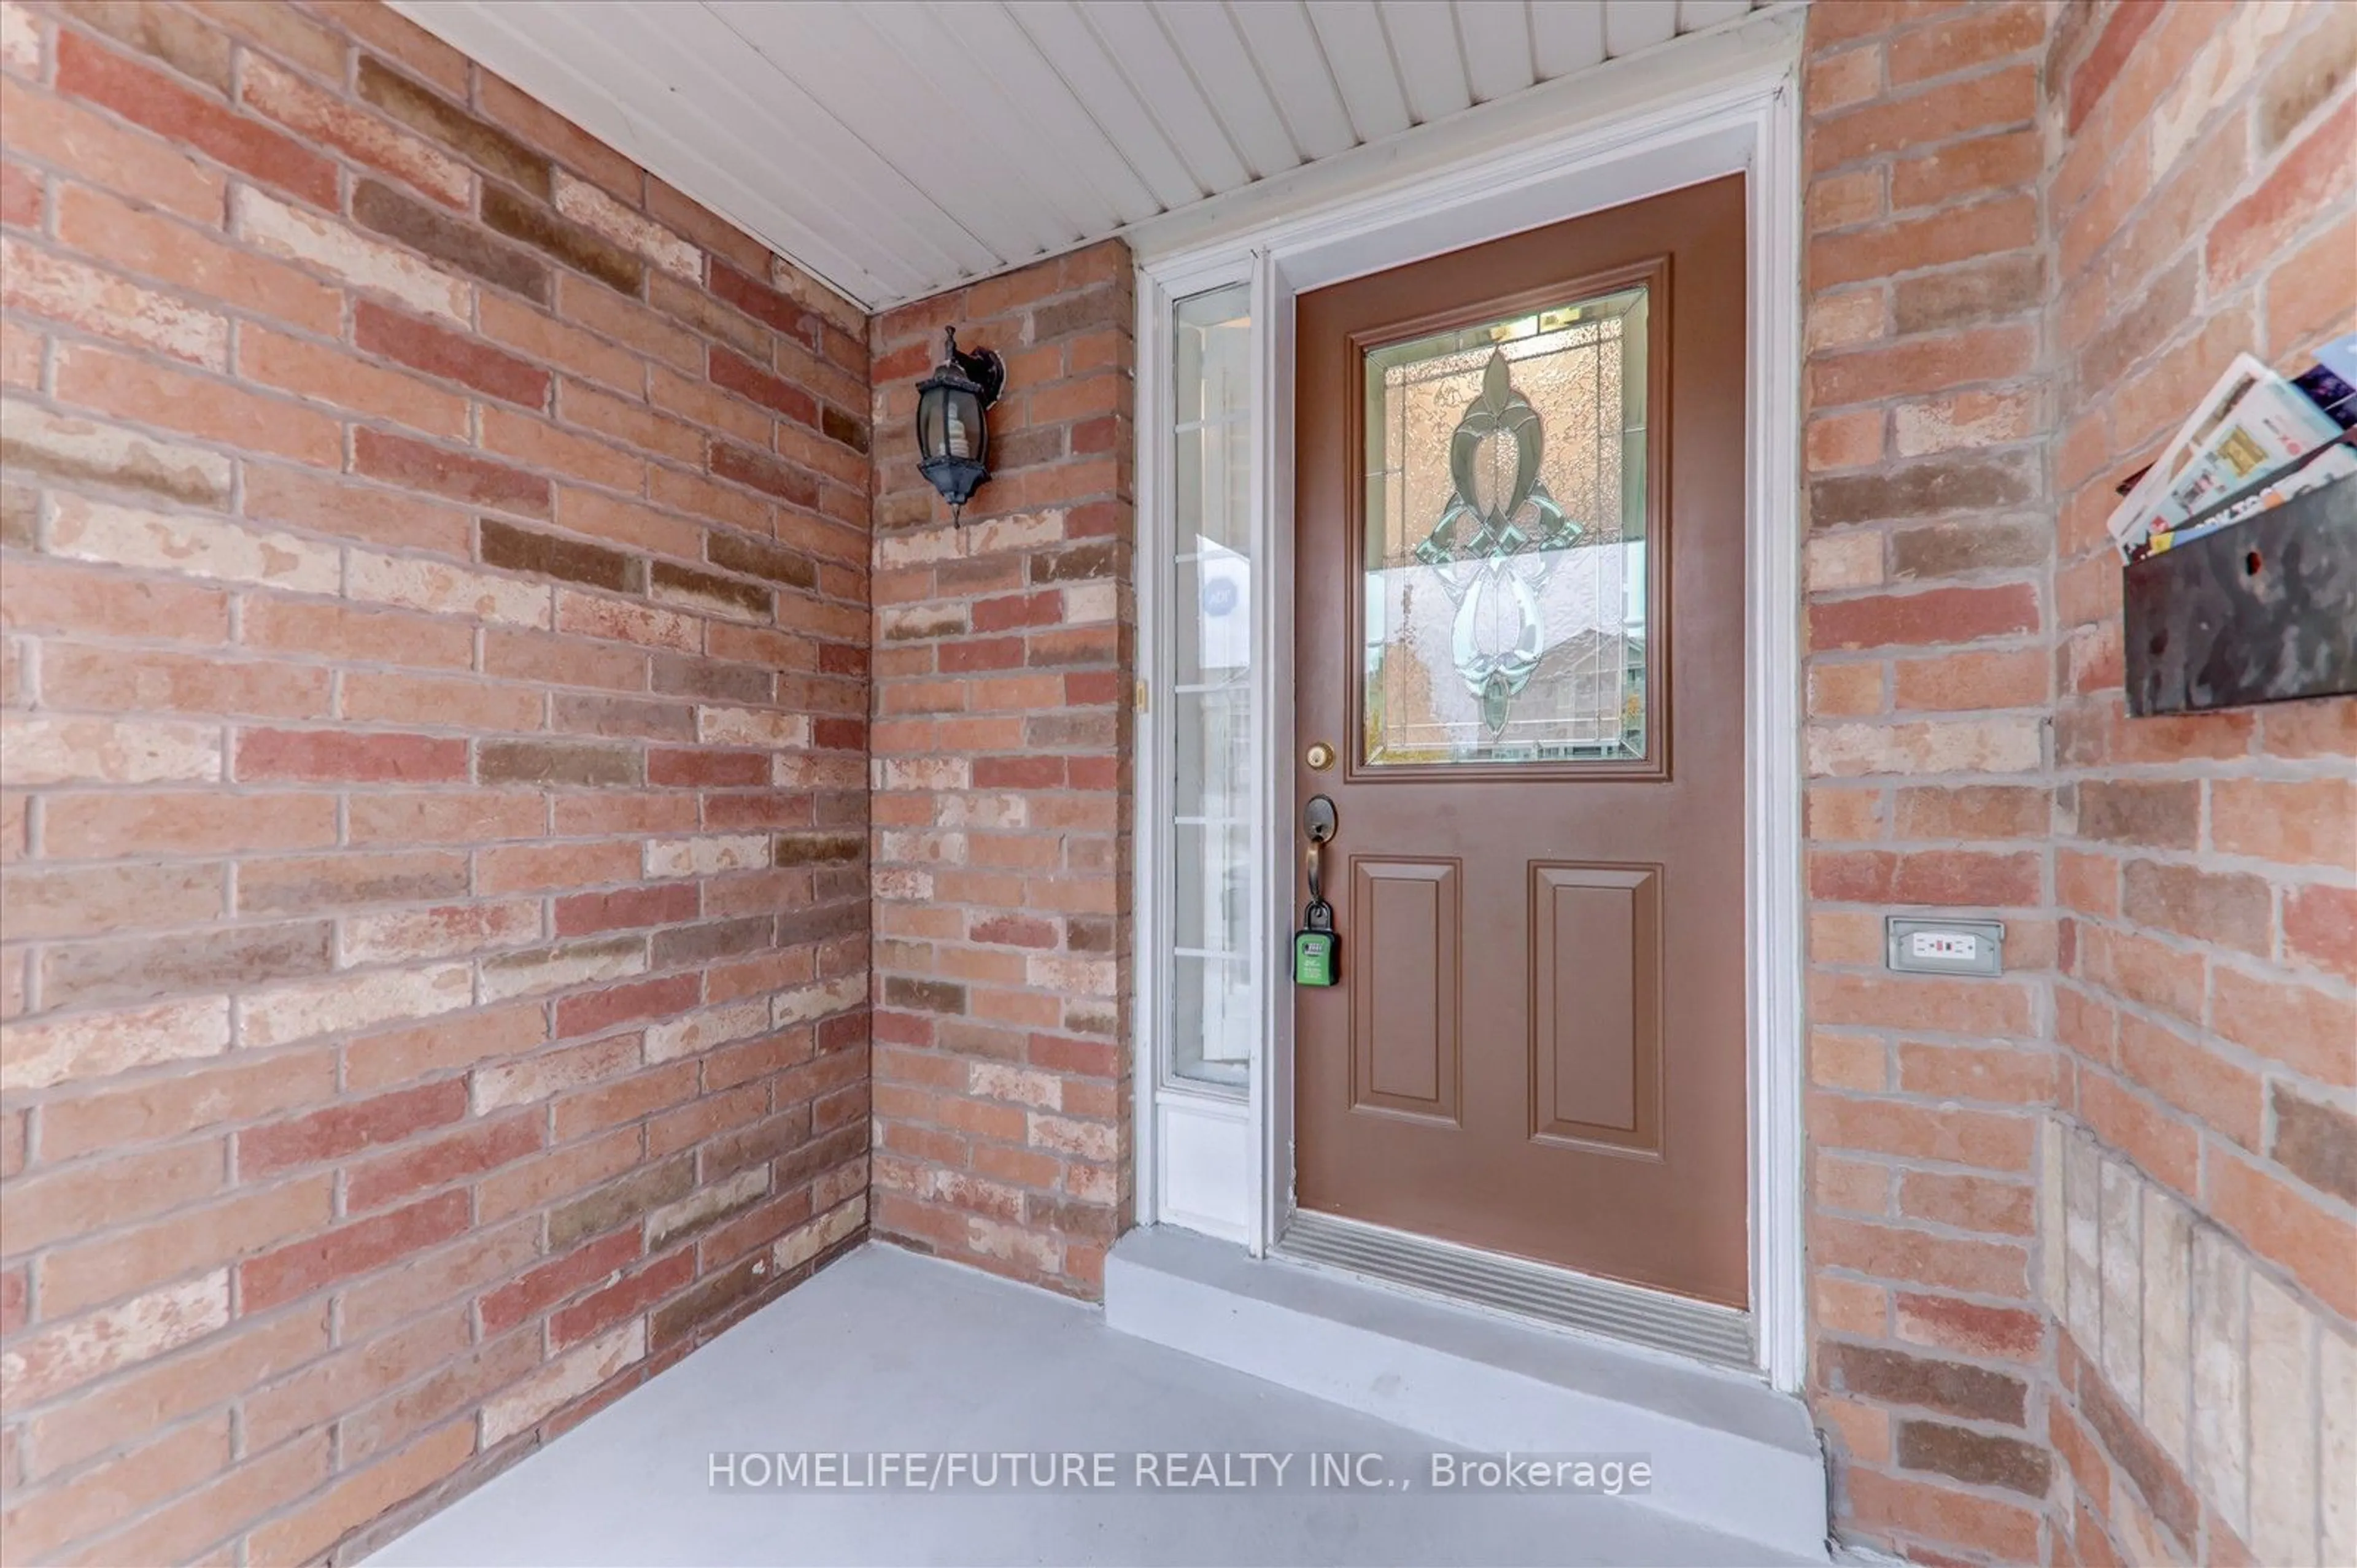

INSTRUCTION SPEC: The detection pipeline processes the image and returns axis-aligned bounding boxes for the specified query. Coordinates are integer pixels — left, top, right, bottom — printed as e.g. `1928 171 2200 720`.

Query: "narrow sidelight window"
1166 284 1255 1091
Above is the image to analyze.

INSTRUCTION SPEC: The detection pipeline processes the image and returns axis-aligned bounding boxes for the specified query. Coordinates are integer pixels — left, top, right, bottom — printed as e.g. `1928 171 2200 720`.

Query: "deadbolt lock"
1305 741 1335 771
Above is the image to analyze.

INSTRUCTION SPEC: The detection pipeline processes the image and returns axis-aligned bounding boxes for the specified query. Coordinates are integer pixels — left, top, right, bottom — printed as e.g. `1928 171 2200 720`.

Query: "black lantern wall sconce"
915 326 1005 522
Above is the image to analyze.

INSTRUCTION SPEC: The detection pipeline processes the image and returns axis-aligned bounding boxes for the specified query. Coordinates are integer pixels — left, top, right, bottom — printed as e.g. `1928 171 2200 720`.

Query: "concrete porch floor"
366 1243 1814 1567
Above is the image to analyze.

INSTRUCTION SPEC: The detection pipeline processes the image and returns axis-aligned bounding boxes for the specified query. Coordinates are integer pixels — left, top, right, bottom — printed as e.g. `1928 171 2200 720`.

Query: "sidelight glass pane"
1175 418 1252 554
1172 954 1251 1086
1175 550 1253 689
1174 821 1251 952
1167 283 1255 1091
1362 286 1651 767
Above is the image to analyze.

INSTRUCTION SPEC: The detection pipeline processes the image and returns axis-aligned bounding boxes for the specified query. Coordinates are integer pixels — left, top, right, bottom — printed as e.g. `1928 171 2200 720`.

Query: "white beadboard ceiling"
396 1 1774 312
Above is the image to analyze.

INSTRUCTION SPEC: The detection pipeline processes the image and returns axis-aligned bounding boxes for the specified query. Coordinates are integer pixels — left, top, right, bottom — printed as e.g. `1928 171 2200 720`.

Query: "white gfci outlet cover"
1886 916 2005 976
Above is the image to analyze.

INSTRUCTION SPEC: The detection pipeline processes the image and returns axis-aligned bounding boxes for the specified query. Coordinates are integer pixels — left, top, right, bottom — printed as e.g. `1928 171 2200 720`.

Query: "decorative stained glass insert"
1362 285 1650 767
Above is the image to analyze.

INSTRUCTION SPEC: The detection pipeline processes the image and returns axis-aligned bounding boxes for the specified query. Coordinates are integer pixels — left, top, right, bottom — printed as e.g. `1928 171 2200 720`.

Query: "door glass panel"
1362 285 1649 767
1168 283 1254 1091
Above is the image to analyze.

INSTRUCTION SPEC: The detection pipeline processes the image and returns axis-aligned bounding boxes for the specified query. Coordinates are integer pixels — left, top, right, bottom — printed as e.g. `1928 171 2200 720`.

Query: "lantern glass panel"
943 387 982 462
918 385 947 463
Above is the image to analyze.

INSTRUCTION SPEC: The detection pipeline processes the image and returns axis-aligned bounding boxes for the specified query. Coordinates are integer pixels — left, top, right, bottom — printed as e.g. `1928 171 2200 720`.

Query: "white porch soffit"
394 1 1782 312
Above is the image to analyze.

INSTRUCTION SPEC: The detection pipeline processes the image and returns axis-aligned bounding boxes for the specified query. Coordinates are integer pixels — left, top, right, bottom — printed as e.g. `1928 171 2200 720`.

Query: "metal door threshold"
1275 1210 1754 1372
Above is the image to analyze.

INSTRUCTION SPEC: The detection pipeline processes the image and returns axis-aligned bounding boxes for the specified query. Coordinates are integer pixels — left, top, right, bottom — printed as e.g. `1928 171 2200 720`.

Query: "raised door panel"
1530 862 1662 1154
1349 858 1460 1123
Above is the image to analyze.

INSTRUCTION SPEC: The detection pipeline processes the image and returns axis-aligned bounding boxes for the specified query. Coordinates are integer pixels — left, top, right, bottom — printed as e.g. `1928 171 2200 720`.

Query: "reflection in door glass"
1363 285 1648 766
1168 284 1253 1091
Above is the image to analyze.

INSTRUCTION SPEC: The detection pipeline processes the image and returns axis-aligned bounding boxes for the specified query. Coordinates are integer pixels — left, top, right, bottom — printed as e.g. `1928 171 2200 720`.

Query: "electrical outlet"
1886 916 2006 976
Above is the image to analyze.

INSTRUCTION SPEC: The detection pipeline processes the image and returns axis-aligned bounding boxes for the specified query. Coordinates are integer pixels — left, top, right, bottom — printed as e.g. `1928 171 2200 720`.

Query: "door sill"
1274 1209 1754 1373
1105 1226 1829 1561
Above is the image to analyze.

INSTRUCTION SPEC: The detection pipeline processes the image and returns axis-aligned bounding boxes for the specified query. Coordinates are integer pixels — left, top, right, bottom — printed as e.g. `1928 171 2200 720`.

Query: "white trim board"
1129 17 1806 1394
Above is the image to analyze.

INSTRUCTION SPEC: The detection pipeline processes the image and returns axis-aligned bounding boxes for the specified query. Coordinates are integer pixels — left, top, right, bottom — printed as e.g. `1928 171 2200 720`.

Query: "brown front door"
1293 176 1748 1308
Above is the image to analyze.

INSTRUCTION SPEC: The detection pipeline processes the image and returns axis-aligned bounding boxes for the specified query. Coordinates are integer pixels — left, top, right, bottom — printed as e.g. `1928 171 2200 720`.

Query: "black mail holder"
2123 471 2357 717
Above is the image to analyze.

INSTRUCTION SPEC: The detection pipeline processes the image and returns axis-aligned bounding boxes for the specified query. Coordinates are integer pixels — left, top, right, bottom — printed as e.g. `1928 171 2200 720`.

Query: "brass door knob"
1305 741 1335 771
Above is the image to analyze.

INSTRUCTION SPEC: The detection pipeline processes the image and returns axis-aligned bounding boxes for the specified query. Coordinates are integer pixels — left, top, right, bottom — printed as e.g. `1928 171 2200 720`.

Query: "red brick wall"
865 244 1135 1298
2043 2 2354 1564
1799 5 2062 1559
0 3 871 1561
1800 2 2356 1564
2 0 2348 1563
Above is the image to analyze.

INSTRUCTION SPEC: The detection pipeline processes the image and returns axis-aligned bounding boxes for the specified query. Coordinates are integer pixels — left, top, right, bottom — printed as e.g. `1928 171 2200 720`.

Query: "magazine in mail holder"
2124 461 2357 717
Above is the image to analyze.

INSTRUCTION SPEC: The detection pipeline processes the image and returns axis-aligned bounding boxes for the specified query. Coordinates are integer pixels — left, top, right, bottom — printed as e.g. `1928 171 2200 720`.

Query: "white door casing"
1130 6 1805 1392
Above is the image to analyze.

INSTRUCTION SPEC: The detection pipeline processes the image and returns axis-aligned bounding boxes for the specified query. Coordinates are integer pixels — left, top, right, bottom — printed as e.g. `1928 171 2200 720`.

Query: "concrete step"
1105 1226 1831 1563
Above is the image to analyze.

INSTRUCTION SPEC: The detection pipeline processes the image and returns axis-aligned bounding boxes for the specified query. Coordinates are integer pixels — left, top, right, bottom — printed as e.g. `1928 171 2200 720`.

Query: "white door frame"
1129 7 1806 1393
